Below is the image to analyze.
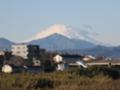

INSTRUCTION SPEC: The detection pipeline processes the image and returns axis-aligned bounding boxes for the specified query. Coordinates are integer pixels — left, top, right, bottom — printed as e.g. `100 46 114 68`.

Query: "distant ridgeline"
1 37 120 58
0 37 120 58
56 46 120 58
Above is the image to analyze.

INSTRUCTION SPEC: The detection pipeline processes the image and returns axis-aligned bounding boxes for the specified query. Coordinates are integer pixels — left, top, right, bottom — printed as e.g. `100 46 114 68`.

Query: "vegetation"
0 67 120 90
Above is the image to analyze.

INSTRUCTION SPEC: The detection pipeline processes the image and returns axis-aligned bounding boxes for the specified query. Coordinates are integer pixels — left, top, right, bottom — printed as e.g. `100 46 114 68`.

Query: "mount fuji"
27 24 103 51
1 24 120 57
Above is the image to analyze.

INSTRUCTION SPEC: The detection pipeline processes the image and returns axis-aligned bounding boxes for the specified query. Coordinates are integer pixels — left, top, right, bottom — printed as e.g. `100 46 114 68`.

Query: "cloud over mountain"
25 24 106 51
26 24 102 45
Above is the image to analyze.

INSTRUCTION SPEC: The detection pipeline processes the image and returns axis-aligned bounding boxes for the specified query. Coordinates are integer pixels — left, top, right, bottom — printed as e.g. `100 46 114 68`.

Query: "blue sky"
0 0 120 45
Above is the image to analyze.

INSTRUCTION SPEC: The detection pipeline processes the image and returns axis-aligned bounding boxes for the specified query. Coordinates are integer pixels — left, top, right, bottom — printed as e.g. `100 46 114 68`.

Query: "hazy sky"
0 0 120 45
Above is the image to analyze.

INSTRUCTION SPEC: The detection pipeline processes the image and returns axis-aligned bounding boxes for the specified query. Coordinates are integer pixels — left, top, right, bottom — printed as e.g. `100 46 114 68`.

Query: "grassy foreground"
0 67 120 90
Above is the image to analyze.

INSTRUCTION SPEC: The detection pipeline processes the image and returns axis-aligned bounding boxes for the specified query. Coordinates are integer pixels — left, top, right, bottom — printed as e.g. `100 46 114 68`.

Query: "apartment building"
11 44 40 59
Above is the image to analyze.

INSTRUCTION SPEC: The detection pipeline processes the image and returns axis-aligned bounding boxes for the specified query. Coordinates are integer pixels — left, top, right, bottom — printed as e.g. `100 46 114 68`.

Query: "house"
53 54 65 71
83 55 96 61
32 58 41 66
53 54 63 63
11 44 40 59
0 50 12 65
2 64 13 73
56 62 65 71
61 54 83 64
0 50 5 56
27 45 40 59
53 54 84 69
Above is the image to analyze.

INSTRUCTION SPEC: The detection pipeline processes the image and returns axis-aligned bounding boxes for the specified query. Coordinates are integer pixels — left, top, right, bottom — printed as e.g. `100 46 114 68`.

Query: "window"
23 51 26 53
17 51 20 54
23 47 26 49
17 47 20 49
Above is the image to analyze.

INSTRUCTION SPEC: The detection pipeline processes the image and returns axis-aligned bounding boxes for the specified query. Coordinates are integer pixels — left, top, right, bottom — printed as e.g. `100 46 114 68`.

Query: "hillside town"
0 43 120 73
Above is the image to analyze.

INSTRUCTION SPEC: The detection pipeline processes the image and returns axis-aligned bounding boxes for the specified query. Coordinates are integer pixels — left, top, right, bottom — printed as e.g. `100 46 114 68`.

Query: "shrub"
35 78 54 89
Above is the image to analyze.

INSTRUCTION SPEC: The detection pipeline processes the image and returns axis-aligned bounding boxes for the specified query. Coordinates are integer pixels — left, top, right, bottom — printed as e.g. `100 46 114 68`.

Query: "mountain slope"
29 33 95 51
58 46 120 58
81 46 120 58
0 38 14 50
26 24 101 45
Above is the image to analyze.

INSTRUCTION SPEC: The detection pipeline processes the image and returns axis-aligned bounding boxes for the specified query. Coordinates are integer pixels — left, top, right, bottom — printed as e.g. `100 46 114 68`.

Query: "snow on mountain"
26 24 101 45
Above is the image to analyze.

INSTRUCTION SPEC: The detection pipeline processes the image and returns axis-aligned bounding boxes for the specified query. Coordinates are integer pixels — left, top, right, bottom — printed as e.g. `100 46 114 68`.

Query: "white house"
83 55 96 61
53 54 63 63
2 65 13 73
0 50 5 56
53 54 66 71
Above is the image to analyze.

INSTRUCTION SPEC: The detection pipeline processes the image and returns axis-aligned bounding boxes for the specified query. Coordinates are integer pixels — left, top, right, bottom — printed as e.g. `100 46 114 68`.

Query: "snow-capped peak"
26 24 71 41
25 24 101 44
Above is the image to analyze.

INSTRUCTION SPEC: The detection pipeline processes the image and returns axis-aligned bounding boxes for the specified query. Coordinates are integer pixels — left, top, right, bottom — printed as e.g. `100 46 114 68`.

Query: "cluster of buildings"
0 43 103 73
0 44 43 73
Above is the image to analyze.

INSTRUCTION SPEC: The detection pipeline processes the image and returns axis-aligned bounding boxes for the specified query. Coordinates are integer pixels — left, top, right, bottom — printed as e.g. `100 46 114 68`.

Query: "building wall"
11 44 28 59
27 45 40 59
11 44 40 59
0 51 5 56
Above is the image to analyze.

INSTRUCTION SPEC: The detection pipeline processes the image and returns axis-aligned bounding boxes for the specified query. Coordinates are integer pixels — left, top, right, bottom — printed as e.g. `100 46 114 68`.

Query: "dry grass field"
0 67 120 90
